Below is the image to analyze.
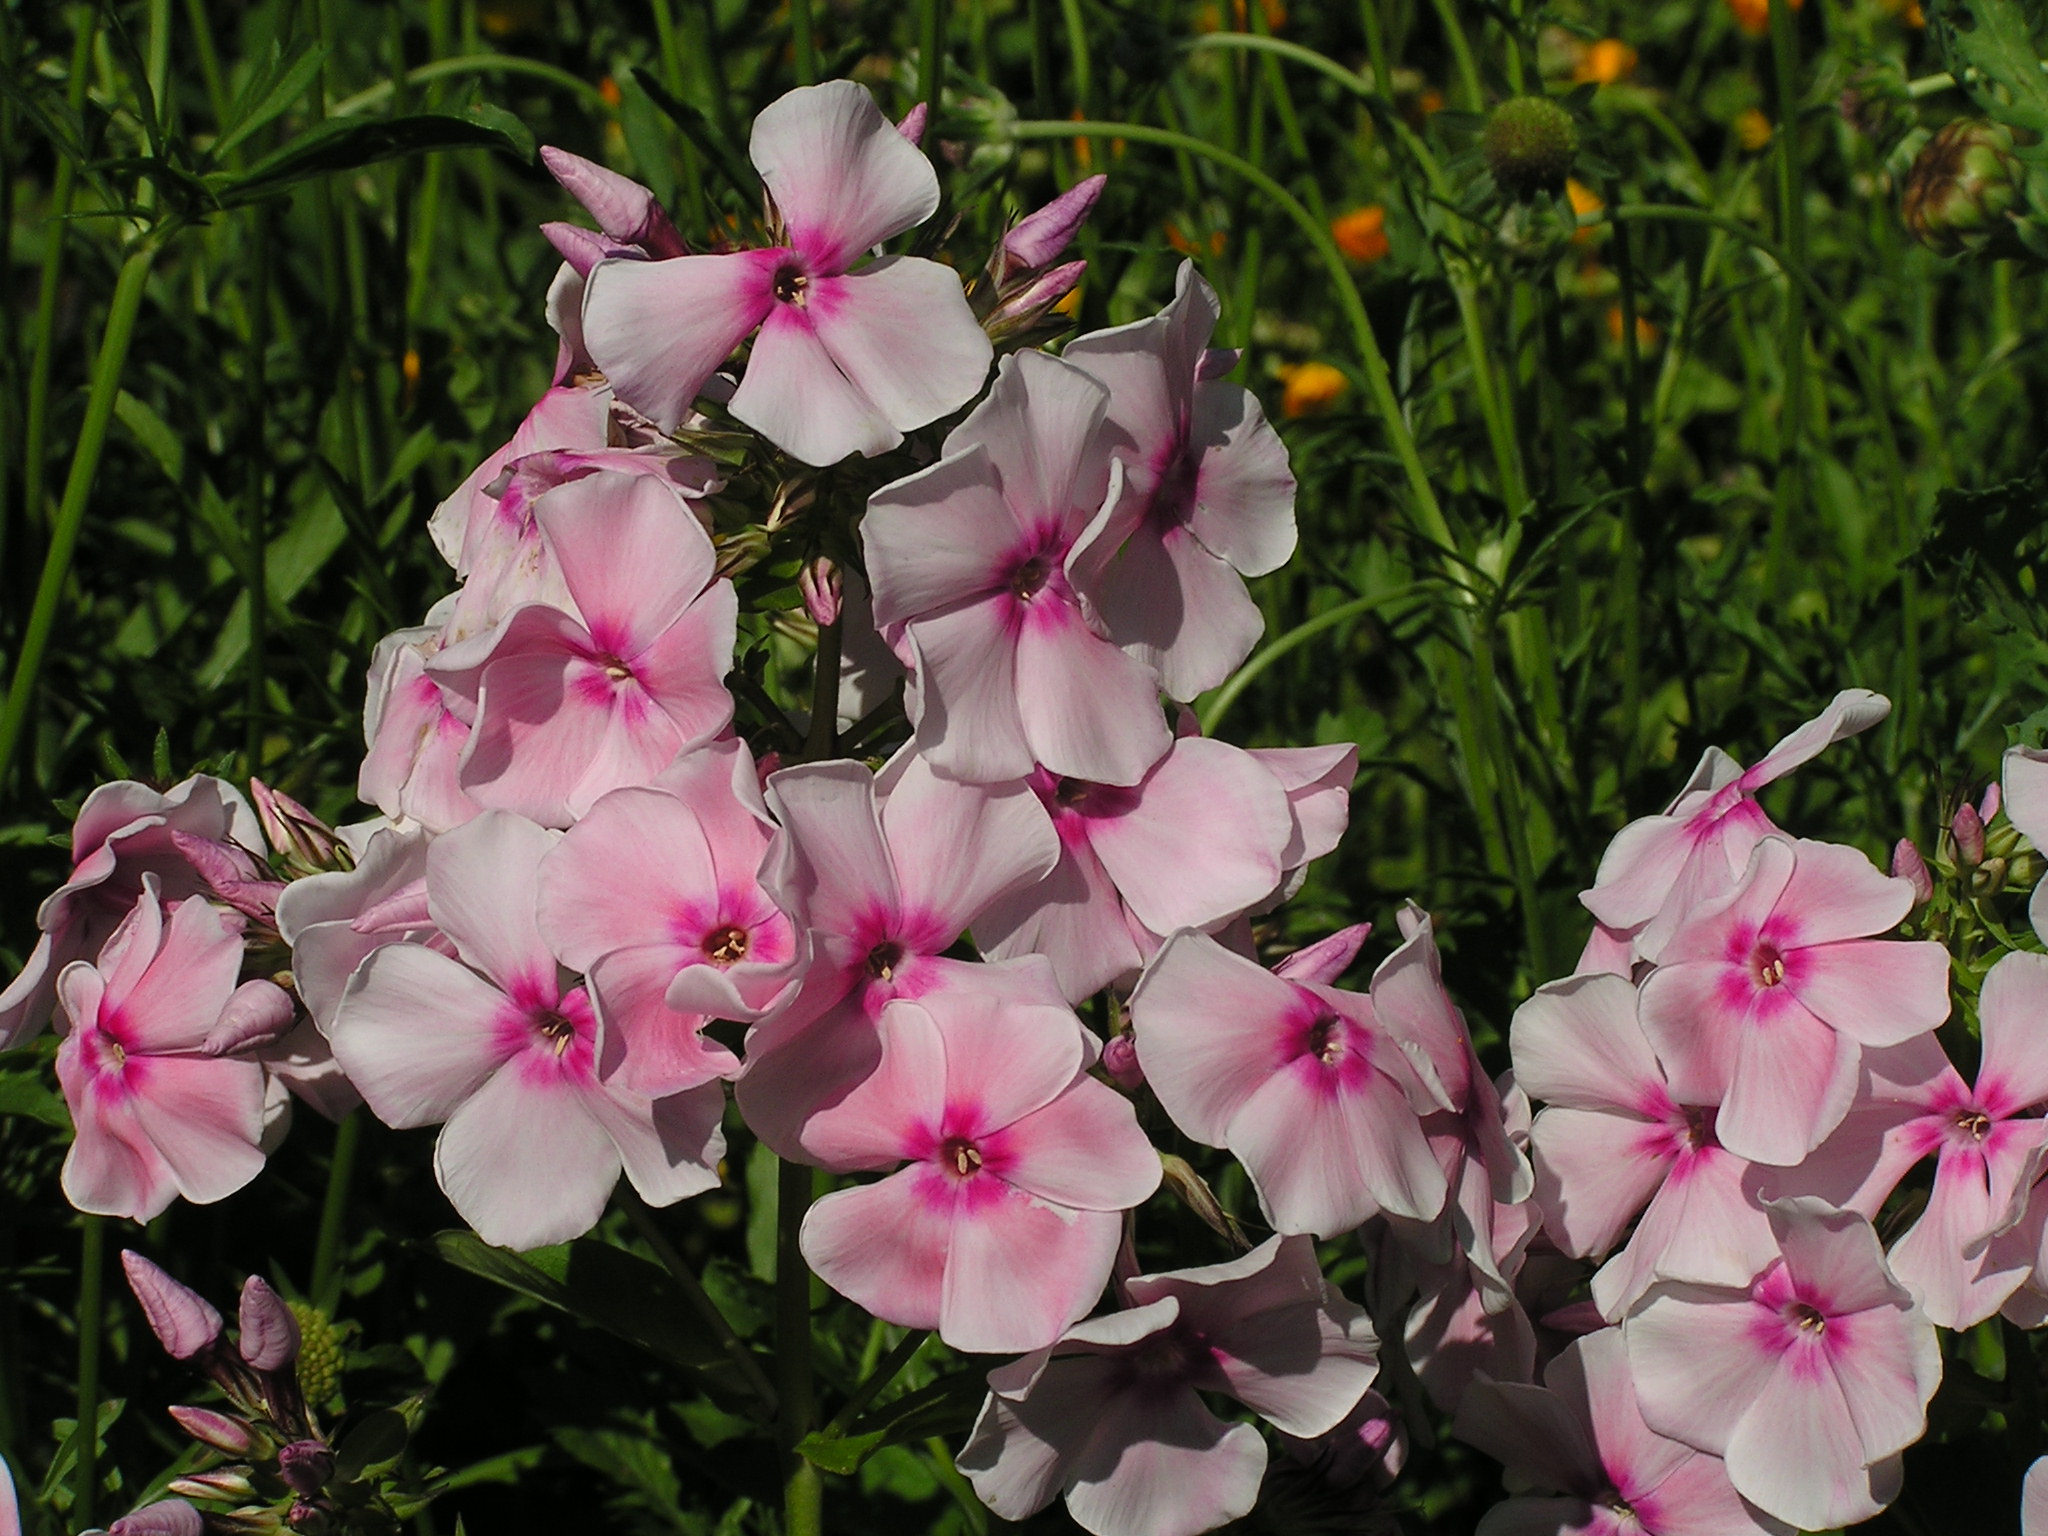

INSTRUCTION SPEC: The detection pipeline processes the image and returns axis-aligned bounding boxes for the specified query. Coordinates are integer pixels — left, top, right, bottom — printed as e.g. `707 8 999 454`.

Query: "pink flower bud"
238 1277 300 1371
166 1469 256 1502
896 102 929 146
203 981 297 1058
1954 802 1987 868
170 832 284 922
250 780 342 872
1002 174 1107 271
122 1252 223 1361
539 220 618 278
984 259 1086 338
287 1501 334 1535
109 1500 205 1536
799 558 843 628
1102 1033 1145 1090
1892 838 1935 906
1982 781 2004 822
539 146 687 258
169 1404 258 1456
277 1440 336 1496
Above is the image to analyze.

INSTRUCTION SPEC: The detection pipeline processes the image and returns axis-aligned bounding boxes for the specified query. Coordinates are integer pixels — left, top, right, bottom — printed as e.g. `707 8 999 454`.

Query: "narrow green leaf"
212 109 534 209
796 1371 985 1474
210 43 328 163
114 390 185 482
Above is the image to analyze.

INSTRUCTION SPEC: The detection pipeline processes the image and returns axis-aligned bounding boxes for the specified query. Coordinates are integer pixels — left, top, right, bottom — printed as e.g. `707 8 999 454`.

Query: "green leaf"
41 1399 125 1503
210 43 328 163
625 69 759 205
796 1371 985 1475
1933 0 2048 140
115 390 185 482
432 1232 738 1379
333 1407 410 1481
212 108 534 208
0 1061 71 1131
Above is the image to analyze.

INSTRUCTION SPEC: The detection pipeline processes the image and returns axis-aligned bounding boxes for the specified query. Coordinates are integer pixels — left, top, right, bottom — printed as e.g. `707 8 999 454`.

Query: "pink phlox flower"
2002 745 2048 943
1455 1328 1793 1536
54 880 271 1221
2 774 262 1048
1129 923 1459 1236
1513 973 1778 1321
1277 1388 1408 1492
580 81 993 464
956 1235 1379 1536
735 752 1060 1160
863 346 1172 786
359 611 482 834
538 734 800 1095
275 823 447 1033
428 469 738 827
798 989 1158 1352
538 143 690 384
1059 261 1298 700
1580 690 1891 963
1386 1062 1536 1315
1794 952 2048 1327
325 811 724 1250
2027 1457 2048 1536
425 384 612 582
1244 742 1358 907
1623 1197 1940 1532
1397 1196 1545 1413
972 736 1296 1002
1635 835 1949 1166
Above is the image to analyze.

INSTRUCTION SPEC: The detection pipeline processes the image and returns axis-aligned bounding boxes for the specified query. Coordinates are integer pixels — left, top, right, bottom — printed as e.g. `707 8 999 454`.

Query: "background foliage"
2 0 2045 1529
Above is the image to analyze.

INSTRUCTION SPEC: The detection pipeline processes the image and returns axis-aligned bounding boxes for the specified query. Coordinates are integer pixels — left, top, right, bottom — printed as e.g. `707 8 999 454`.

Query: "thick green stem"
0 245 157 795
21 12 99 536
310 1110 362 1307
921 0 945 119
74 1215 106 1530
777 1158 823 1536
244 211 272 771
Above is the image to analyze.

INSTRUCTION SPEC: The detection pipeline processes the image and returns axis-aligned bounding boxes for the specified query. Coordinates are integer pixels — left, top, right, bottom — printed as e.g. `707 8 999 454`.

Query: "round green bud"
288 1301 343 1409
1902 119 2024 257
1482 96 1580 201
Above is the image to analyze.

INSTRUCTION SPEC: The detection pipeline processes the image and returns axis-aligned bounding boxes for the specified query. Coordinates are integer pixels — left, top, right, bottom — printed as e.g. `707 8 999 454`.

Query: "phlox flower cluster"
15 75 2048 1536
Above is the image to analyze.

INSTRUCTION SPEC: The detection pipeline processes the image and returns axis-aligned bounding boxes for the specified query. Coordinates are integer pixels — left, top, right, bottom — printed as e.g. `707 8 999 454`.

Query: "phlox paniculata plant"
13 74 2048 1536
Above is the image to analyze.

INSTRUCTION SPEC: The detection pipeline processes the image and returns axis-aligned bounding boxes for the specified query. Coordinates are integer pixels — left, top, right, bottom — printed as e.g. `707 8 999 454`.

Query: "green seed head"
1483 96 1580 201
288 1301 343 1409
1902 119 2023 257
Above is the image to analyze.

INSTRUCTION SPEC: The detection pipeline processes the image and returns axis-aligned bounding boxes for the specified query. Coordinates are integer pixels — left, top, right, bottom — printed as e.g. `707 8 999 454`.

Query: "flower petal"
751 81 940 271
580 251 778 432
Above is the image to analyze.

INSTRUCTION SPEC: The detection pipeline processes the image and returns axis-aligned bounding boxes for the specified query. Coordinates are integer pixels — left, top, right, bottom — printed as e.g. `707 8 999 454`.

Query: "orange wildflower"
1605 305 1660 350
1727 0 1801 37
1735 108 1773 151
1279 362 1347 418
1575 39 1638 86
1566 179 1603 243
598 76 624 109
1332 206 1390 264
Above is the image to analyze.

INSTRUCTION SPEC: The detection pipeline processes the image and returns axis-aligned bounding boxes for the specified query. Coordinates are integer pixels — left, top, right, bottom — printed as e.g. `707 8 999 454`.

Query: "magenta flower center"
940 1137 985 1178
773 264 809 306
1786 1300 1827 1334
703 924 750 966
601 656 633 682
1752 943 1788 988
1956 1108 1992 1141
535 1010 580 1057
1149 446 1200 532
866 940 906 981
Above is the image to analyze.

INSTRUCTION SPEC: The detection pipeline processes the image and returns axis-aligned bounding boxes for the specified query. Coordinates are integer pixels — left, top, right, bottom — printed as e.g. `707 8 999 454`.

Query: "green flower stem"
921 0 944 120
243 208 272 772
0 241 158 795
21 10 99 536
327 54 611 116
777 1158 823 1536
624 1198 779 1410
792 0 818 85
310 1109 362 1308
1764 0 1809 598
1201 586 1425 736
1427 0 1486 112
74 1214 106 1531
823 1329 929 1438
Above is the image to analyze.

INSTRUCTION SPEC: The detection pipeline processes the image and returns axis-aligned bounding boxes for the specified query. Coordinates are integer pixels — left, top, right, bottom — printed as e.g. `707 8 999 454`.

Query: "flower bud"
171 831 284 922
239 1277 301 1372
539 147 687 258
1837 61 1914 154
1954 802 1988 869
896 102 928 147
1892 838 1934 907
1982 782 2004 823
984 260 1087 344
250 780 344 875
169 1404 258 1456
1158 1153 1245 1248
166 1469 258 1502
1902 119 2024 257
1973 855 2010 897
286 1501 334 1536
1482 96 1579 201
288 1301 344 1409
1001 174 1107 273
109 1500 205 1536
203 980 298 1058
799 558 843 629
1102 1033 1145 1091
277 1441 336 1497
122 1252 223 1361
